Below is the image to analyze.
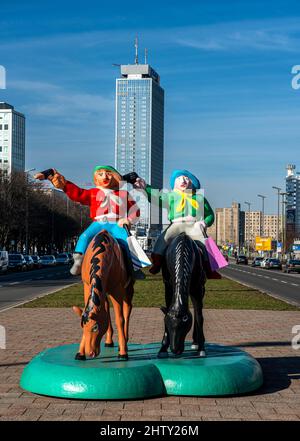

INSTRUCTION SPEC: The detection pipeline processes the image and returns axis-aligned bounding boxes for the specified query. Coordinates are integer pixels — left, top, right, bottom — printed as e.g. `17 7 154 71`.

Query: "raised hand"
51 169 67 190
134 177 146 189
34 168 66 190
122 172 139 185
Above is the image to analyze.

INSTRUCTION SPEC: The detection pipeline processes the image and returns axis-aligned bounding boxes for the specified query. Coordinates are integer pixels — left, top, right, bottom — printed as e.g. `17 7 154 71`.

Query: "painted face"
174 175 192 191
94 170 119 188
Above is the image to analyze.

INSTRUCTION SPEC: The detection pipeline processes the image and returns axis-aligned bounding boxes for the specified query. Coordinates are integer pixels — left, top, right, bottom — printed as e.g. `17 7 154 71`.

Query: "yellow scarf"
174 189 199 213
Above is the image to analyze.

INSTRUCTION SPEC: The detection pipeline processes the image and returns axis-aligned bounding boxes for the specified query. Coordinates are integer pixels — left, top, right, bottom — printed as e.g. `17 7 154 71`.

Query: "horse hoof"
157 350 168 358
191 343 199 350
105 342 114 347
118 354 128 361
75 353 86 361
199 350 206 358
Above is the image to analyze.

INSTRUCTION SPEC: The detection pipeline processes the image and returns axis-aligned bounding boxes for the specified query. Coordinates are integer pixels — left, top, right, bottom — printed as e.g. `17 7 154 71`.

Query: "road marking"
291 283 299 287
272 278 278 281
264 276 270 279
9 282 20 285
281 281 287 284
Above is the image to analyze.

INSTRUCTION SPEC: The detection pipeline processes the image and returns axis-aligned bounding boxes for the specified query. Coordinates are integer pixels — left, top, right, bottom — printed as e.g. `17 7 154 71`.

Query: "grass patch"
21 269 299 310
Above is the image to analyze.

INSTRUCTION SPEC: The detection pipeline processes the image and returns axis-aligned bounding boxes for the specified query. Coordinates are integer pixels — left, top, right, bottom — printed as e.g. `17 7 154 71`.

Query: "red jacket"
64 181 140 223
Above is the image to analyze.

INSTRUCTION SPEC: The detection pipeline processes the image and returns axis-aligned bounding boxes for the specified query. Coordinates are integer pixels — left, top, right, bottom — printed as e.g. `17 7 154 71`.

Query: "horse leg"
123 282 133 342
104 298 114 347
191 285 206 357
158 279 172 358
110 296 128 359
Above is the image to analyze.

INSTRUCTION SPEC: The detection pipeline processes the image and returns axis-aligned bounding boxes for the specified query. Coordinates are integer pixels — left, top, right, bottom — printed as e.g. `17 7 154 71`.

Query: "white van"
0 251 8 274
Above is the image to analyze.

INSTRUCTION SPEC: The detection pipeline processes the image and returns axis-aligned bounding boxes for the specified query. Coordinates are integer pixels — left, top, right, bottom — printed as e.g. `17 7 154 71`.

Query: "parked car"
56 253 71 265
8 254 27 271
30 255 42 269
236 255 248 265
40 255 57 267
0 251 8 274
283 259 300 274
24 255 35 271
263 258 282 270
251 257 264 267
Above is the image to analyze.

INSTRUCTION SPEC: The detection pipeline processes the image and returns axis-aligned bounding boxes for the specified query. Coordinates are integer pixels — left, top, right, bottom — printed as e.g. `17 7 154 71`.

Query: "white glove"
133 177 146 189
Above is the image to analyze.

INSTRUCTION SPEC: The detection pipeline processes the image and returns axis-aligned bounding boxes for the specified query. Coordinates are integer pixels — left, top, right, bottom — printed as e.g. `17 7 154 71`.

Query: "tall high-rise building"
0 102 25 175
115 51 164 235
286 164 300 246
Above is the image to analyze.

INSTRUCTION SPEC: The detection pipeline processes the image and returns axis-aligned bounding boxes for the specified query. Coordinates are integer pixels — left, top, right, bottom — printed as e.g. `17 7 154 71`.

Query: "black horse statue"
158 232 206 358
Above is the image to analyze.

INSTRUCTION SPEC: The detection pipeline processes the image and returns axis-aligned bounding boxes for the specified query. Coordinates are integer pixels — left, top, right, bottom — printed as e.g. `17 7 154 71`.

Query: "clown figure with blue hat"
132 169 219 277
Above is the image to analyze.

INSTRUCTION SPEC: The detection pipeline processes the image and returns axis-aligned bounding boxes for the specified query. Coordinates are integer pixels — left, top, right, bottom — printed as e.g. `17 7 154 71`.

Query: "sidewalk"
0 307 299 421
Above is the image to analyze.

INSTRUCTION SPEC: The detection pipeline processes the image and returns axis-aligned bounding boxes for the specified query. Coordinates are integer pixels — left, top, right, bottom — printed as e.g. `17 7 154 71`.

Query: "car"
236 255 248 265
263 258 282 270
24 255 35 270
30 255 42 269
251 257 264 267
0 251 8 274
40 255 57 267
56 253 71 265
283 259 300 274
67 253 74 265
8 254 27 271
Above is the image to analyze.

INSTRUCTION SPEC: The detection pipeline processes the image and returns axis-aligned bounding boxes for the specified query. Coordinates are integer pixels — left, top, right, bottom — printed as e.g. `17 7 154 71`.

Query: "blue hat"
170 169 201 190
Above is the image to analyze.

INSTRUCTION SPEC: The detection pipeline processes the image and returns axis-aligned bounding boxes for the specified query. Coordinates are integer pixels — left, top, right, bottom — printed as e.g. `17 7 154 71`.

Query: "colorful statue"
128 169 211 357
133 169 219 278
73 228 133 360
35 166 142 278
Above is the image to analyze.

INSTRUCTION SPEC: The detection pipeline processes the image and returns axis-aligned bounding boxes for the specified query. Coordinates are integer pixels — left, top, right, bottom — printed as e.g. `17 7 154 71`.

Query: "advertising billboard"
255 237 275 251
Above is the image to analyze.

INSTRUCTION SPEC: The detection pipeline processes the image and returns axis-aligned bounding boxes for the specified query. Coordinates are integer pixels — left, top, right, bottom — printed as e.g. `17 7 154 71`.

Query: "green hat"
93 165 122 179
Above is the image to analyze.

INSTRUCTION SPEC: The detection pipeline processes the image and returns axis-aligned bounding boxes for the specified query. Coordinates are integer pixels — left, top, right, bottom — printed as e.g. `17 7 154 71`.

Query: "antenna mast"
144 48 148 64
134 36 139 64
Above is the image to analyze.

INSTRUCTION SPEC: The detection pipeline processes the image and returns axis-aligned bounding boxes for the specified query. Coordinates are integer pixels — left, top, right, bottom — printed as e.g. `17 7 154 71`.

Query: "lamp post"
257 194 266 237
25 168 36 254
280 192 287 256
244 201 251 256
272 186 281 248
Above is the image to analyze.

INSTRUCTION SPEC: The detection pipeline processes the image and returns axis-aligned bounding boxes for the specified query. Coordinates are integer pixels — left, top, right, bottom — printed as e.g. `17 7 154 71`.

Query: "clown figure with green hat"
35 166 141 277
132 169 220 278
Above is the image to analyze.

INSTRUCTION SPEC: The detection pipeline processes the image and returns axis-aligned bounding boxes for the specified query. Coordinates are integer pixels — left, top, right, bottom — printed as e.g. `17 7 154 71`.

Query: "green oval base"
20 342 263 399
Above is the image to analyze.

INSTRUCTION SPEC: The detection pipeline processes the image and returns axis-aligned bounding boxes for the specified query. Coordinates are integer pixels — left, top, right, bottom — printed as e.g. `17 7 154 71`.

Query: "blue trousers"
75 221 129 257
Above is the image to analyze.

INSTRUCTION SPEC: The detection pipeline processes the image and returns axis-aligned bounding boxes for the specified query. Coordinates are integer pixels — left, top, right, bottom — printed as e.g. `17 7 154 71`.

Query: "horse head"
73 287 109 359
161 306 193 355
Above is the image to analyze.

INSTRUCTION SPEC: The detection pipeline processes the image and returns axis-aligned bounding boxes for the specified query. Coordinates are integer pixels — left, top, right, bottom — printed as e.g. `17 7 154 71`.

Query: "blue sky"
1 0 300 213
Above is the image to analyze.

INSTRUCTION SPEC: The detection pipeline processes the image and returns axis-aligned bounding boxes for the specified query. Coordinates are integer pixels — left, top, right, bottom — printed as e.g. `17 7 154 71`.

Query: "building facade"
244 211 282 247
115 63 164 235
286 164 300 248
0 102 25 175
208 202 244 248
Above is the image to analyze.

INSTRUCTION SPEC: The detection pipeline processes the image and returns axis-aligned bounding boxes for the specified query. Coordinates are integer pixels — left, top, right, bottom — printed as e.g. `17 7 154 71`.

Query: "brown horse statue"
72 229 134 360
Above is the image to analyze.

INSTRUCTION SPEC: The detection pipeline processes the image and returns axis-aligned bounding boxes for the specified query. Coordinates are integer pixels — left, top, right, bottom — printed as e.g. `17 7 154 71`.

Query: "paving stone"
0 307 299 421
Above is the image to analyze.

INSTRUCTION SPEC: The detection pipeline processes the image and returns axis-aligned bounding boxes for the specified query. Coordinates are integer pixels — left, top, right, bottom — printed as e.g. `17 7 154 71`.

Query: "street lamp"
257 194 266 237
25 168 36 254
272 186 281 246
280 192 287 255
244 201 251 256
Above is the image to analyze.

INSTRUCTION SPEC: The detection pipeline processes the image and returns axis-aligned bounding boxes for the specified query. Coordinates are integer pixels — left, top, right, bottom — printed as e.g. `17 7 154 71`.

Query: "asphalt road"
221 262 300 306
0 266 79 312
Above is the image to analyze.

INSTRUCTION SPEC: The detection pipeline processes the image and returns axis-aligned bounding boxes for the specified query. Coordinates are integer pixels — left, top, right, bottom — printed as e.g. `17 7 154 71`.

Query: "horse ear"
160 306 168 315
73 306 83 317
